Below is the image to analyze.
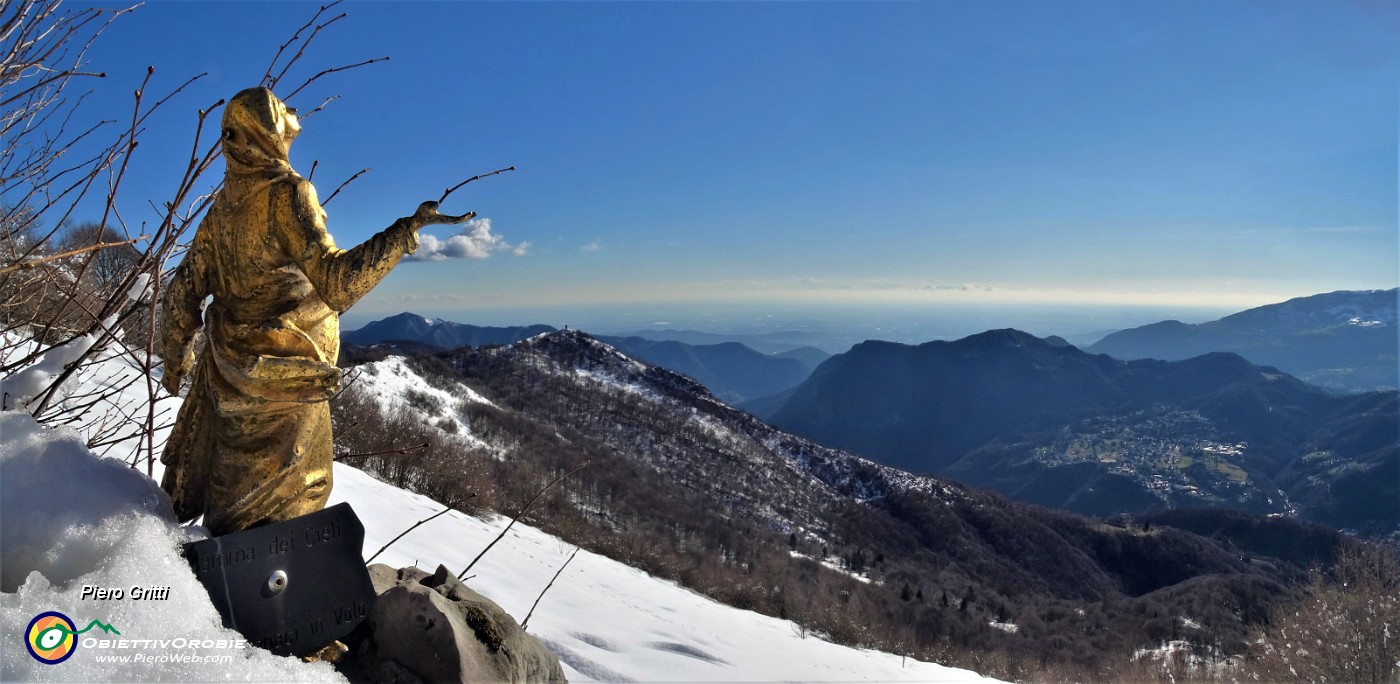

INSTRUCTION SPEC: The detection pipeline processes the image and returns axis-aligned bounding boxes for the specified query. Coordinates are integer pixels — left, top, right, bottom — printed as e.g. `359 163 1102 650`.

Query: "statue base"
181 502 377 656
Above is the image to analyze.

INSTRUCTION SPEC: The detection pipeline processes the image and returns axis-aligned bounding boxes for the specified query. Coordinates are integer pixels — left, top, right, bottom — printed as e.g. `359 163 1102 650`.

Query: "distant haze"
341 300 1240 354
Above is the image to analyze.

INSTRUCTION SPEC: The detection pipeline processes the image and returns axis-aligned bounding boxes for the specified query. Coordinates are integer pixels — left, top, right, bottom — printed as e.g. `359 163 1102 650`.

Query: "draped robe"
160 87 418 535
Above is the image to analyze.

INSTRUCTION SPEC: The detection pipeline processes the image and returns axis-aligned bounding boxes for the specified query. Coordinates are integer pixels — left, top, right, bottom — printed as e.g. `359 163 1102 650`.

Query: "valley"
1024 408 1274 512
330 289 1398 679
344 291 1399 535
333 329 1361 680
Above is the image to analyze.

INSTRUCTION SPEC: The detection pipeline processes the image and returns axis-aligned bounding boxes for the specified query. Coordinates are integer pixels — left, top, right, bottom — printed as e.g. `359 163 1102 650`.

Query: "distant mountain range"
337 330 1339 669
755 328 1398 532
586 335 814 405
1088 289 1398 393
610 328 835 355
341 312 825 404
342 312 554 349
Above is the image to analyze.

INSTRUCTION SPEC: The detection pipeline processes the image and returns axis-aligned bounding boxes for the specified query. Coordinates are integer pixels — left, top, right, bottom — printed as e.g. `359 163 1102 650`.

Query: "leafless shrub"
1 0 385 475
1242 541 1400 683
1 0 221 474
330 379 496 516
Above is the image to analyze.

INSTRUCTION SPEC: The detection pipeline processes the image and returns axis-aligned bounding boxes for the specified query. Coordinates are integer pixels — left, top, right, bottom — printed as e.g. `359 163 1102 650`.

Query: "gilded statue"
160 87 471 535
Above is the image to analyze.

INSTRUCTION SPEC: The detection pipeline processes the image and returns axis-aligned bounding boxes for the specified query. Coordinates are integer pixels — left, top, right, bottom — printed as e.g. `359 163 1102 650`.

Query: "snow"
3 269 150 414
2 333 108 412
0 412 341 682
987 622 1018 634
352 356 496 411
347 356 495 451
338 466 985 683
573 367 652 399
1132 639 1239 677
1347 317 1385 328
789 551 873 585
1 345 997 683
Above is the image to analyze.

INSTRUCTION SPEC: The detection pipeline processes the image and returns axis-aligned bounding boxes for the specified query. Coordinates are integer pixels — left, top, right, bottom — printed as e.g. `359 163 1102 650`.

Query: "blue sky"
65 1 1400 329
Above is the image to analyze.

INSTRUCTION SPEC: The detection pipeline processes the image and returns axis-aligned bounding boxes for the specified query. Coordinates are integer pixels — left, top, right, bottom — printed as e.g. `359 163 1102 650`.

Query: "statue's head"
221 87 299 174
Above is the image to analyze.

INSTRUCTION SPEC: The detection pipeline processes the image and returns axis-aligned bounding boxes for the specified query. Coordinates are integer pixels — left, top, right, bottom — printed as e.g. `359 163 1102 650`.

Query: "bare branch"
438 166 516 205
320 167 368 207
520 547 580 632
336 441 428 461
459 461 590 579
365 503 467 565
283 56 388 102
298 93 339 120
270 11 347 91
261 1 345 89
0 236 145 276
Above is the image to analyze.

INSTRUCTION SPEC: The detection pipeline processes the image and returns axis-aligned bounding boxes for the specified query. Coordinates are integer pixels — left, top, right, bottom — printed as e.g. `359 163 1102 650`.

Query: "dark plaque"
181 503 376 656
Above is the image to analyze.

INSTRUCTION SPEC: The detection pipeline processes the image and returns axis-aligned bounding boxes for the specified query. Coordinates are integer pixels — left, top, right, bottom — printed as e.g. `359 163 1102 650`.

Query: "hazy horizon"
340 298 1264 353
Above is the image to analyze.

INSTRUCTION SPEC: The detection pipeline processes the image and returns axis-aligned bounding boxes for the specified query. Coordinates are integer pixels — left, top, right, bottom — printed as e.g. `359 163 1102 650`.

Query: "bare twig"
283 56 388 101
298 94 340 120
262 1 345 90
0 0 232 469
320 167 369 206
521 547 580 632
438 166 516 204
0 237 144 276
335 441 428 461
365 503 467 565
458 461 590 579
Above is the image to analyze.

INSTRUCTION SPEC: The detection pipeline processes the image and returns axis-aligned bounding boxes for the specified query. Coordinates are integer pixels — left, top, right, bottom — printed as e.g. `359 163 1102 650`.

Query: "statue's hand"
410 201 475 229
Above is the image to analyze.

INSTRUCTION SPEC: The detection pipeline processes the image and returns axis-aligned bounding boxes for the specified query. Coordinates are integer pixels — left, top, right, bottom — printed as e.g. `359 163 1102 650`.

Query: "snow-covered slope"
335 464 986 683
346 355 497 451
0 342 993 682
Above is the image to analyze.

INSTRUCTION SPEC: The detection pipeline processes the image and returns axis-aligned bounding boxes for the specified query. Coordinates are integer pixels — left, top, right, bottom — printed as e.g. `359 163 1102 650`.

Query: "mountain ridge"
332 329 1343 674
342 311 556 349
342 312 821 404
761 328 1398 531
1088 288 1398 393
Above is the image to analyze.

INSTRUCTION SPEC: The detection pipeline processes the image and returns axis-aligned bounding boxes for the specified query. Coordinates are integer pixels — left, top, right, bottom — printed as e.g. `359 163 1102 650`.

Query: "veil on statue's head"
221 87 298 177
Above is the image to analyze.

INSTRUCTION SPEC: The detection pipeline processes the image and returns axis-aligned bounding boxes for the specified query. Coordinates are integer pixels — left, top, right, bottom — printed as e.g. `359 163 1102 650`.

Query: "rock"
344 564 566 684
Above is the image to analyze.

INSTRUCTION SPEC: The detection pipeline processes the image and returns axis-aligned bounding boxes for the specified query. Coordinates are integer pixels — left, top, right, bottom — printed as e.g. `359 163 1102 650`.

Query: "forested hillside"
758 329 1398 532
334 332 1368 679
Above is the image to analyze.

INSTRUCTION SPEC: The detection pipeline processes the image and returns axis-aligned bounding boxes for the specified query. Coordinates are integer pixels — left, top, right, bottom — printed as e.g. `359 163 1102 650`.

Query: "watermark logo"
24 611 119 665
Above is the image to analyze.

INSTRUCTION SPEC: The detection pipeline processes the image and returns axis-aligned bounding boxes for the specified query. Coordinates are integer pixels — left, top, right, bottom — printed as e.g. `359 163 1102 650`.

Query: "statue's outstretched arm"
160 224 210 393
279 180 472 313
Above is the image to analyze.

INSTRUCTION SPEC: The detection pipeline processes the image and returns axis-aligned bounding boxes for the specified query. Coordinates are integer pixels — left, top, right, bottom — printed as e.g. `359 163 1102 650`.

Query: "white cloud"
924 281 995 292
406 217 527 261
581 239 602 252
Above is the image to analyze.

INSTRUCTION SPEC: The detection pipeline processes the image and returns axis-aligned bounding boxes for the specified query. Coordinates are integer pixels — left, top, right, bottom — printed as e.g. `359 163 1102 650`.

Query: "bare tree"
1244 542 1400 683
57 221 141 292
0 1 229 476
0 0 384 474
